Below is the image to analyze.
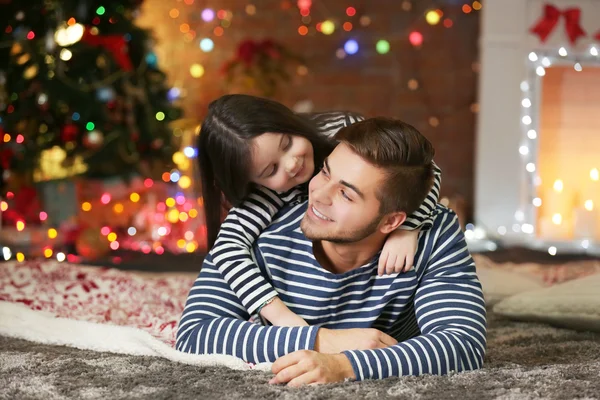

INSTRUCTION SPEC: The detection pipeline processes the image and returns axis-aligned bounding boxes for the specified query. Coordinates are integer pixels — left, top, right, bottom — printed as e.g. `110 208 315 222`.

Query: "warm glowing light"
48 228 58 239
113 203 124 214
186 242 197 253
189 209 198 218
169 8 180 18
166 198 176 207
44 248 53 258
298 25 308 35
101 193 111 204
1 202 7 212
82 202 92 211
553 179 563 193
130 193 140 203
56 252 66 262
110 241 120 250
591 168 599 181
346 7 356 16
552 213 562 225
185 231 195 241
101 227 111 236
425 10 441 25
321 20 335 35
179 212 189 222
548 246 557 256
585 200 594 211
17 252 25 262
107 232 117 242
178 175 192 189
168 209 180 223
190 64 205 78
16 221 25 231
54 23 84 46
177 239 186 249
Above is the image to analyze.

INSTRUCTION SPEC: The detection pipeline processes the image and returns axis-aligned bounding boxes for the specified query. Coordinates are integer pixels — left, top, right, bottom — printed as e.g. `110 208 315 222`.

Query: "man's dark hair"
335 117 435 216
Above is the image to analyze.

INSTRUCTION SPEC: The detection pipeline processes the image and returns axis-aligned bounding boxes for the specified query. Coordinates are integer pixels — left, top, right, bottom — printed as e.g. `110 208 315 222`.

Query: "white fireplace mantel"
475 0 600 253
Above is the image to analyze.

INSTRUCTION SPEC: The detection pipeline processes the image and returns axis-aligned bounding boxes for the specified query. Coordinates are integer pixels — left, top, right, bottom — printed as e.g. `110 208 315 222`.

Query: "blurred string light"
376 40 390 54
344 39 358 55
201 8 215 22
425 9 442 25
199 38 214 52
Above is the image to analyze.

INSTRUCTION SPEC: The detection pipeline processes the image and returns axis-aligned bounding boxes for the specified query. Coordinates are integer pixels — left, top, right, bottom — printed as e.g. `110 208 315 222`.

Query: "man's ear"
378 211 407 234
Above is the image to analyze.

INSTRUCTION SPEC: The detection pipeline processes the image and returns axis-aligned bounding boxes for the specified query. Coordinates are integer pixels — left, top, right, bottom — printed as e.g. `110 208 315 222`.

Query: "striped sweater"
176 196 487 380
213 111 443 314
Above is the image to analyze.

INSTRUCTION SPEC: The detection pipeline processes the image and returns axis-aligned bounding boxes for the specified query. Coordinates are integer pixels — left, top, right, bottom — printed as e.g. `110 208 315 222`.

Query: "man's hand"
315 327 398 354
269 351 355 387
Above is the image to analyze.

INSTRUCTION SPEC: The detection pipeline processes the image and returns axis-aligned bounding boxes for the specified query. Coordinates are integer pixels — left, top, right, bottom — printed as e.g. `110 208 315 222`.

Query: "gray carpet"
1 313 600 400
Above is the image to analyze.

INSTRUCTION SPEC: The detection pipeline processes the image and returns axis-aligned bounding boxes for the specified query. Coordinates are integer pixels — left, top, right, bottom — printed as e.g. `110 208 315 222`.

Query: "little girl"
198 94 441 326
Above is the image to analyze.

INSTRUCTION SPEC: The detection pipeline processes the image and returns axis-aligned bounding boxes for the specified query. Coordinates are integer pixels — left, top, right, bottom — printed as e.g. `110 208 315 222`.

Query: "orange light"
67 17 76 26
214 26 224 36
343 22 352 31
113 203 124 213
462 4 472 13
44 248 53 258
162 172 171 182
298 26 308 35
82 202 92 211
169 8 180 18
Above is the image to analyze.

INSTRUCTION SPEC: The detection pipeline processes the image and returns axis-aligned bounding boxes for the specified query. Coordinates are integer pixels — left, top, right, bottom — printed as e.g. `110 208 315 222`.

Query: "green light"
86 122 95 131
376 40 390 54
96 6 106 15
155 112 165 121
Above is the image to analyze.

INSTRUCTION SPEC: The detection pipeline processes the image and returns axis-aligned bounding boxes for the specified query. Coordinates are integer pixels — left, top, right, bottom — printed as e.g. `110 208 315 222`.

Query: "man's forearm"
176 317 319 363
342 329 485 380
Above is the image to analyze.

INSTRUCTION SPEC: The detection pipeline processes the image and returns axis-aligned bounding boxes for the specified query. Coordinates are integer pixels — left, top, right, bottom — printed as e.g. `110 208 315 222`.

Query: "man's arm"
342 211 487 380
175 254 319 363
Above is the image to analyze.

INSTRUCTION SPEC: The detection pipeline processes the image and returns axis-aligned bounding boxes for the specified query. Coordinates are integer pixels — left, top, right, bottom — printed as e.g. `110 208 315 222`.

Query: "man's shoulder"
429 204 460 230
261 198 308 236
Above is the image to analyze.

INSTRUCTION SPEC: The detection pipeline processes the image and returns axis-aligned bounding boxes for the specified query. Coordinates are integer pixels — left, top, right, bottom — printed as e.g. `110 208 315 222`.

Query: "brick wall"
138 0 481 217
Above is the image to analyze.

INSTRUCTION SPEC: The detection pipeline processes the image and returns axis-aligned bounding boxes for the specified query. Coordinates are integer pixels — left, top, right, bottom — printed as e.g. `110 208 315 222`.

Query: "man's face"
300 143 386 243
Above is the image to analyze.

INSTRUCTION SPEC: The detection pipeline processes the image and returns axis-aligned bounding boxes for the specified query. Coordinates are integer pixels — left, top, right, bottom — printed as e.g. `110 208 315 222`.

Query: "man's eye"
341 190 351 201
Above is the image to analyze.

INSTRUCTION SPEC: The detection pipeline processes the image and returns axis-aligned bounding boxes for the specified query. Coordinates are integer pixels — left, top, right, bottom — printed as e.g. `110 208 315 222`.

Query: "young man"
177 118 486 386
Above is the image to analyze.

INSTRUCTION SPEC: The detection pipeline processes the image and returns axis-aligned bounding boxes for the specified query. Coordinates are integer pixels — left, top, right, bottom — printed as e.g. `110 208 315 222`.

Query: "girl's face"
250 133 315 192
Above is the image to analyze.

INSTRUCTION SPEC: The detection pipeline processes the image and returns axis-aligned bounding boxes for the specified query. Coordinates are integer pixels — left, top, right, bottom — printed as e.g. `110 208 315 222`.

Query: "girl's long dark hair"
198 94 335 249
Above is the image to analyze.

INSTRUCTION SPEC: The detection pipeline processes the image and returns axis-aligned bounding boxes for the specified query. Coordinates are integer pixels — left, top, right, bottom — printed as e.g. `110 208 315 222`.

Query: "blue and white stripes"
176 201 486 380
211 111 442 315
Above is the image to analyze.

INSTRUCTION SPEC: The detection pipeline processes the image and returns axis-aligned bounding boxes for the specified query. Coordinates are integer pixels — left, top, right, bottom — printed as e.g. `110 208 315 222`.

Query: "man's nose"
311 180 333 206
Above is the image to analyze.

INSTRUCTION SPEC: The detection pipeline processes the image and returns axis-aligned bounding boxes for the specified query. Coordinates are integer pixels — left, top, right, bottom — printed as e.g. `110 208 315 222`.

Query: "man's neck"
314 235 386 274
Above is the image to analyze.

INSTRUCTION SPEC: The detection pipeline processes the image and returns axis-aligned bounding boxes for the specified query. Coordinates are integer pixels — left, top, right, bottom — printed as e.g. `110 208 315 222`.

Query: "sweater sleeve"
211 185 303 314
398 161 442 231
175 252 319 362
342 211 487 380
309 111 365 139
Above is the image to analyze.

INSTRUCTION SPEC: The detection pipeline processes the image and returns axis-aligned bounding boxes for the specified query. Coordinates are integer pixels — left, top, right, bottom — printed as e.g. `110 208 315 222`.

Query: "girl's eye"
283 135 293 151
321 168 329 178
268 164 278 177
341 190 352 201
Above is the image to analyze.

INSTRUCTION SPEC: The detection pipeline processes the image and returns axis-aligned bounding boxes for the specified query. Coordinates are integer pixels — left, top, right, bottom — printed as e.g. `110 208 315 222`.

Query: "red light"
346 7 356 17
409 31 423 47
27 31 35 40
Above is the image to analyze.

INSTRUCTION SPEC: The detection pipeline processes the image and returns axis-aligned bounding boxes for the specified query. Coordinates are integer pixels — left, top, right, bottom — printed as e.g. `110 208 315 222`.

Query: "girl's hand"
260 296 308 326
377 229 419 276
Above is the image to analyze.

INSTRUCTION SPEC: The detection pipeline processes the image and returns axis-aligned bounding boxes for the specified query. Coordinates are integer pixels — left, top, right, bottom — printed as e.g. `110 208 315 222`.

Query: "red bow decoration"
530 4 586 45
81 28 133 71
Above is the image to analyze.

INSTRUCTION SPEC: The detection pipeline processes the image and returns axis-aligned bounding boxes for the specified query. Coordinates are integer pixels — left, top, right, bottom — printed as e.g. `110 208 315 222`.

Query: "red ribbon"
81 28 133 71
529 3 586 45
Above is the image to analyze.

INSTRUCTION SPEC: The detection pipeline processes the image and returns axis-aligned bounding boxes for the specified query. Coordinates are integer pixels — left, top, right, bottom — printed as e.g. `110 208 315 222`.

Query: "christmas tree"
0 0 182 183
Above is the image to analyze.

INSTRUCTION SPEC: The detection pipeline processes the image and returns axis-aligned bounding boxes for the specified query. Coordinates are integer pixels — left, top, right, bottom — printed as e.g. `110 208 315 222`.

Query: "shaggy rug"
2 260 600 399
2 313 600 399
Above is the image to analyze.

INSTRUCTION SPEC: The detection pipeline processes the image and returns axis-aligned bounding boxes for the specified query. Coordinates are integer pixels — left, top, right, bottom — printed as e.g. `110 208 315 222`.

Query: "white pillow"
477 267 544 307
493 273 600 333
